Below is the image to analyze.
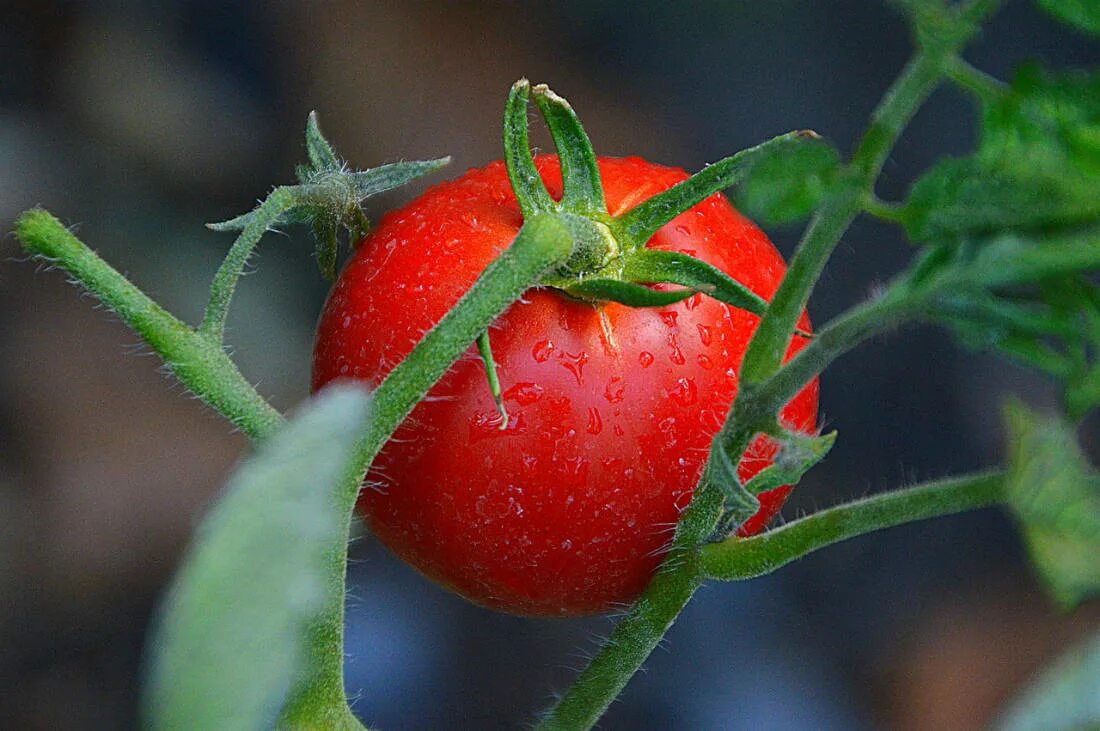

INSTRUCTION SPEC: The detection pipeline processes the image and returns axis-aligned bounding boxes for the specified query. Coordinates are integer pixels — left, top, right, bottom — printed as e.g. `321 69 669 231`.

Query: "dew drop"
659 311 679 328
697 354 713 370
560 351 589 385
532 339 555 362
668 336 686 365
638 351 654 368
503 382 543 405
586 407 603 435
675 224 691 236
604 376 625 403
613 424 625 437
683 293 701 311
696 323 712 346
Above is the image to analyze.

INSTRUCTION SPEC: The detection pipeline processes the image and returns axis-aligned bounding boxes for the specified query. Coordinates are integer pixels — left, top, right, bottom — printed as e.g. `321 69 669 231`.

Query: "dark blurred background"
2 1 1098 729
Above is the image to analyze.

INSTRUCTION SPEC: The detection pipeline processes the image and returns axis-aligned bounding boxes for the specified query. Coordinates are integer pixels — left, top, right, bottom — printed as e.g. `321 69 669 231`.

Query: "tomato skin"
312 156 817 616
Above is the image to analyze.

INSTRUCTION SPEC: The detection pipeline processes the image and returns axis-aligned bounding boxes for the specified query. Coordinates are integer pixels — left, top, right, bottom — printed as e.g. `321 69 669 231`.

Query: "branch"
14 208 283 441
701 470 1005 580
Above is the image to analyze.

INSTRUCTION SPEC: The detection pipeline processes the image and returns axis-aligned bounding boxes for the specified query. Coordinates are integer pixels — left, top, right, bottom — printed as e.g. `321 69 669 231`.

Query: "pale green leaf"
143 385 372 730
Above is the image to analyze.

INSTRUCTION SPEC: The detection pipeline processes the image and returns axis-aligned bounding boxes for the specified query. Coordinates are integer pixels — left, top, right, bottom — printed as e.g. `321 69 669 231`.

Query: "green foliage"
895 62 1100 420
995 629 1100 731
1003 401 1100 609
903 64 1100 243
1037 0 1100 38
731 135 840 226
143 385 371 731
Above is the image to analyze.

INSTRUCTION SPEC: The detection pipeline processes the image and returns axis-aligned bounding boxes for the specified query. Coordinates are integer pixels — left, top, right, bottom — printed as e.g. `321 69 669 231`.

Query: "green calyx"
210 111 450 282
503 78 822 318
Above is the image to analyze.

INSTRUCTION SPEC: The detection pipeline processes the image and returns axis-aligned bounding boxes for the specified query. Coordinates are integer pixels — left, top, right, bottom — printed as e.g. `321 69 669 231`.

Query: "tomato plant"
10 0 1100 728
312 155 817 615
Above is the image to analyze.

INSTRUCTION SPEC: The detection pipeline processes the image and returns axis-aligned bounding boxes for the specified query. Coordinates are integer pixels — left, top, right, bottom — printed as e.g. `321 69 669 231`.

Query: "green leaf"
731 136 841 226
1002 401 1100 609
741 430 837 497
143 385 372 730
531 84 607 215
622 248 768 317
903 64 1100 242
615 131 818 246
1037 0 1100 38
503 79 555 218
305 110 340 172
994 629 1100 731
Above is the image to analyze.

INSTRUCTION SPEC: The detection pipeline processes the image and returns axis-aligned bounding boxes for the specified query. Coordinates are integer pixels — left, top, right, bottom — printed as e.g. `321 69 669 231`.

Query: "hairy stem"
280 214 575 726
201 186 301 340
13 208 283 440
702 471 1005 580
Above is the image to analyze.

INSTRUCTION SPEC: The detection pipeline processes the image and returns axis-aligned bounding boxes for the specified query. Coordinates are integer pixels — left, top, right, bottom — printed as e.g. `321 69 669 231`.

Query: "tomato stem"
280 214 576 726
476 330 509 429
702 470 1006 580
13 208 284 441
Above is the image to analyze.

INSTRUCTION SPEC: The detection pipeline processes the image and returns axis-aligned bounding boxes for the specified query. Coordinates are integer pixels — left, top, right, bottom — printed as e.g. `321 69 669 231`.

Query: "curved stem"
13 209 283 441
280 214 575 726
740 49 950 385
701 471 1005 580
757 290 915 416
201 186 300 341
945 55 1009 104
536 553 706 731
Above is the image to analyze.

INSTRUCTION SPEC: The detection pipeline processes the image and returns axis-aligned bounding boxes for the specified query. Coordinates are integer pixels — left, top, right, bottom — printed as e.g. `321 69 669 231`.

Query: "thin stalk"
200 186 301 340
945 55 1009 104
740 49 950 386
280 214 575 726
702 471 1005 580
14 208 283 440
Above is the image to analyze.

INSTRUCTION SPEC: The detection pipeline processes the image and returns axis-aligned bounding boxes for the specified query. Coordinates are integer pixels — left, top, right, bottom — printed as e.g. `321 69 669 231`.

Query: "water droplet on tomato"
671 377 697 405
697 354 713 370
468 410 525 442
697 324 712 346
684 293 701 311
560 351 589 385
638 351 654 368
668 336 686 365
503 382 543 405
532 339 554 362
675 224 690 236
613 424 625 437
659 311 678 328
586 407 603 435
604 376 625 403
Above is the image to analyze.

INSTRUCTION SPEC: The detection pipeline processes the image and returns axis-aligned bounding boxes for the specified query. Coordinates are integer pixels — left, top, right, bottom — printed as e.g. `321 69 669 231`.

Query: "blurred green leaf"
143 384 371 730
995 629 1100 731
1037 0 1100 38
903 64 1100 242
731 135 840 226
1003 401 1100 609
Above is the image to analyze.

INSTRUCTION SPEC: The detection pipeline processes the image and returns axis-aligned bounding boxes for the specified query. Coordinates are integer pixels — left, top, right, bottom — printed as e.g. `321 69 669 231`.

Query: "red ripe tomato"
312 155 817 616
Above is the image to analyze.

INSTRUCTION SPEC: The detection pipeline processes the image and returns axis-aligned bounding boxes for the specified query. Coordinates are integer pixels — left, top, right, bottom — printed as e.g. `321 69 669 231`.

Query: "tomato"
312 155 817 616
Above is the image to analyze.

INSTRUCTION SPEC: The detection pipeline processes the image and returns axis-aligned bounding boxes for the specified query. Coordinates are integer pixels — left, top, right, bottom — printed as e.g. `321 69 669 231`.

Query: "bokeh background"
2 1 1098 729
